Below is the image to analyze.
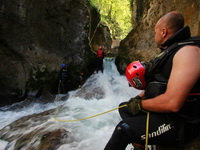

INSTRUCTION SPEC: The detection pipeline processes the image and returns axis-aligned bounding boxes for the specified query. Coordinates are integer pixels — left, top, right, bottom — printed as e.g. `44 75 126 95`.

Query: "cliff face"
0 0 96 106
117 0 200 73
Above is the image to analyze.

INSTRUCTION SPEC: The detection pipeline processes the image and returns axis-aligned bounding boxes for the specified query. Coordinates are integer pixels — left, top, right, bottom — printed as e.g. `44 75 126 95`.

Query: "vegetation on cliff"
90 0 132 40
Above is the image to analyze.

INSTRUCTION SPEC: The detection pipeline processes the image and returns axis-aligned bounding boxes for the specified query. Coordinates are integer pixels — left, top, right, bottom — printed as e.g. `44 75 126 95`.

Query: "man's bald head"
157 11 184 33
154 11 184 48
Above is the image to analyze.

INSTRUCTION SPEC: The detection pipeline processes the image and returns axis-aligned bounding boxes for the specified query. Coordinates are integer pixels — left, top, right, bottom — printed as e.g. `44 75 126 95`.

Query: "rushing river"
0 58 141 150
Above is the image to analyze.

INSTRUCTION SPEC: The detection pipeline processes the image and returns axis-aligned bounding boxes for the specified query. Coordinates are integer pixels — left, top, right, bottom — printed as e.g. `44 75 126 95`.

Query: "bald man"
104 11 200 150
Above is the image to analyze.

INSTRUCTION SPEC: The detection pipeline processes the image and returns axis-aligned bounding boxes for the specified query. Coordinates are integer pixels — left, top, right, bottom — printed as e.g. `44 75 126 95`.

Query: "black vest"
145 26 200 122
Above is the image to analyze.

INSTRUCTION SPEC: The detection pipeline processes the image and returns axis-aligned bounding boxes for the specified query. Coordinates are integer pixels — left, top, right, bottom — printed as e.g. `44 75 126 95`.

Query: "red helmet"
125 61 146 90
99 46 103 50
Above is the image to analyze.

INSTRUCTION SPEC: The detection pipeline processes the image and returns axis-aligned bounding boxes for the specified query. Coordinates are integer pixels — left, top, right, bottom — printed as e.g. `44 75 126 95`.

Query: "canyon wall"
117 0 200 73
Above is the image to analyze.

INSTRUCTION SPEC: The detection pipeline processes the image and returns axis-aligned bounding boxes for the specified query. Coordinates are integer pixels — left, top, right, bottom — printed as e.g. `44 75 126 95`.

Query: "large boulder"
0 0 97 106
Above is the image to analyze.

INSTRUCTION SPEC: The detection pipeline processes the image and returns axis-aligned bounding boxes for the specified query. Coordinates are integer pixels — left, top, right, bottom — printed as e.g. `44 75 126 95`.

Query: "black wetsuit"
104 27 200 150
59 68 68 93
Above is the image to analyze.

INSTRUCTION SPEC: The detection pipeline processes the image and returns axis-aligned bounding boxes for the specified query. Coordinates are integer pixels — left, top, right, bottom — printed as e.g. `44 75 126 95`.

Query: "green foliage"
90 0 132 39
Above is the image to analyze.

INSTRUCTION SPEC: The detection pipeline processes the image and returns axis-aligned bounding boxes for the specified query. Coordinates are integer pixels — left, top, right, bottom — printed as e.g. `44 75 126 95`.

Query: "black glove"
142 61 153 74
127 95 146 114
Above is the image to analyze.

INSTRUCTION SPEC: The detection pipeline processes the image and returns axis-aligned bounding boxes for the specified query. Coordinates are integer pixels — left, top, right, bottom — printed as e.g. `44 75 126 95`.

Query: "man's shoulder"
179 45 200 52
175 45 200 61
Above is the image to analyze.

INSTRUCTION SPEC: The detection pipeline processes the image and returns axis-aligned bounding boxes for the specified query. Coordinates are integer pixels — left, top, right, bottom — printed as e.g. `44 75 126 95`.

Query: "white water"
0 58 141 150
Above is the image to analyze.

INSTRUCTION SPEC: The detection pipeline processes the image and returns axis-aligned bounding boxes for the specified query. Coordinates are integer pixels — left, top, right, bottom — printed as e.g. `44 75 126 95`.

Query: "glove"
127 95 145 114
142 61 153 74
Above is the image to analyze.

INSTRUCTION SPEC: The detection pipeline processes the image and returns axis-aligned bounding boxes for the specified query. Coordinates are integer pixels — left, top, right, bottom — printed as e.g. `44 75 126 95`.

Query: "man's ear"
162 27 167 38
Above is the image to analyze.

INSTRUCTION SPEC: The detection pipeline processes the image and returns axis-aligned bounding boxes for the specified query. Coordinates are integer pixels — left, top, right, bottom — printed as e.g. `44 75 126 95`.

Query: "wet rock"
0 108 70 150
15 129 68 150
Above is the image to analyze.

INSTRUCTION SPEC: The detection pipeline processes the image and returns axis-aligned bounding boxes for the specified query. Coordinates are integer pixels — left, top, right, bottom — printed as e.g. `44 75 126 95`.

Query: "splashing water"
0 58 141 150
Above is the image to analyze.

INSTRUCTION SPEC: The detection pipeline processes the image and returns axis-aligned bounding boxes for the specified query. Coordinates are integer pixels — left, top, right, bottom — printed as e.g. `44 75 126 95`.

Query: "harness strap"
148 36 200 82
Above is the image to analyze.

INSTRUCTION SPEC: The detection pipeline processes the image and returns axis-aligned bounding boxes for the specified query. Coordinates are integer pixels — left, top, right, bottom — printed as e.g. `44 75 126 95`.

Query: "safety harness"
145 26 200 83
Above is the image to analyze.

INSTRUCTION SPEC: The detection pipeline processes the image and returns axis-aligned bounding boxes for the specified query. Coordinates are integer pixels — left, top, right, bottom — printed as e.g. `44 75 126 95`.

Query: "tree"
90 0 132 40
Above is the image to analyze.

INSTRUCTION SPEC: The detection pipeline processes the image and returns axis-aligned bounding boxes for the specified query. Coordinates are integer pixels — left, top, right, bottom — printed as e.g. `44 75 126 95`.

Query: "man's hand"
127 95 146 114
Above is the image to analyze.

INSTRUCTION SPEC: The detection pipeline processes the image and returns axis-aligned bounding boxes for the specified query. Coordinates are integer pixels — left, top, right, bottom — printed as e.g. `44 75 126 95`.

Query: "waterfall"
0 58 141 150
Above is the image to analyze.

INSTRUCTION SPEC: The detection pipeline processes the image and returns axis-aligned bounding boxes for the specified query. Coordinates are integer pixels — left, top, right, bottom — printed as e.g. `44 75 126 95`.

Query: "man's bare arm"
141 45 200 112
